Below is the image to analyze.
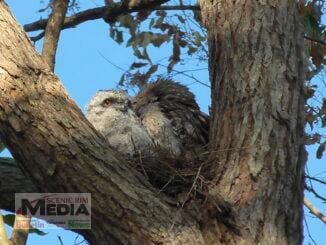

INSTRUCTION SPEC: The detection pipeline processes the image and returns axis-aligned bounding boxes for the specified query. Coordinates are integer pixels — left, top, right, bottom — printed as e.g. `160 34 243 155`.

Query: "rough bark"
41 0 69 71
0 158 37 212
199 0 307 244
0 2 204 244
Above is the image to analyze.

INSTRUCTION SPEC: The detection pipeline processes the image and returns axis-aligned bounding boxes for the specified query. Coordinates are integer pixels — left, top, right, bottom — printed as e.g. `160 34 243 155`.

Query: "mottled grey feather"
86 90 153 156
132 79 209 156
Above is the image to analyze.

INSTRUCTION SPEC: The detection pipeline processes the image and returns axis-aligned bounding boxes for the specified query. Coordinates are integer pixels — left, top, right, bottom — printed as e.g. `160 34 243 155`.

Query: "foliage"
300 0 326 72
107 5 207 87
300 0 326 159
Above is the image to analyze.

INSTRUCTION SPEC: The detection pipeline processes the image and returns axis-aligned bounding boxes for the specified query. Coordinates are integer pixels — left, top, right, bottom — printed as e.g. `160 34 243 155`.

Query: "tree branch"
24 4 326 48
24 3 199 33
304 35 326 46
9 215 30 245
0 2 204 243
30 31 45 42
0 158 37 213
305 185 326 202
304 198 326 224
305 175 326 185
41 0 69 71
0 211 9 245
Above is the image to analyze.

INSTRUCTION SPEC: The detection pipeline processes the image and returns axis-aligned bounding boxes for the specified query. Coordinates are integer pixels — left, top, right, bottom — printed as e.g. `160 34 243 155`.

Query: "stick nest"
133 146 214 200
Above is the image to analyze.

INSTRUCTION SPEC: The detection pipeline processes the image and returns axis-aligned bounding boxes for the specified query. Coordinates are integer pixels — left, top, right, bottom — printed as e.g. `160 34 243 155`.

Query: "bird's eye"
101 98 113 106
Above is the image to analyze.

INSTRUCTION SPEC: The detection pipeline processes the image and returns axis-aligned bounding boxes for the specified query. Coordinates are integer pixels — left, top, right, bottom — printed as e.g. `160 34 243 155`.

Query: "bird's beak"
119 105 127 112
122 100 131 112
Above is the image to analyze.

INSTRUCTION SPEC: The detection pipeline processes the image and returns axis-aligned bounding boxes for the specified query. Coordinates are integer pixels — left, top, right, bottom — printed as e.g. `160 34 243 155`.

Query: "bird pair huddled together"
86 79 209 159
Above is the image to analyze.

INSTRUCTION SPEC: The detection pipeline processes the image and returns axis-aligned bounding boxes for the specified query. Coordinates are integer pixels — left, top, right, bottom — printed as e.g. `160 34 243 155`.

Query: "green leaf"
156 10 167 18
177 15 185 24
29 228 47 236
321 115 326 128
131 62 148 69
118 14 134 28
118 14 137 35
145 64 158 77
132 46 146 60
109 27 116 40
139 32 153 48
316 142 326 159
300 2 324 37
151 34 170 47
305 85 316 100
118 74 125 86
321 99 326 114
193 31 204 46
305 133 321 145
167 33 181 73
3 214 15 227
0 142 5 153
305 109 316 130
187 45 197 56
126 36 135 47
116 31 123 44
153 16 164 30
141 48 151 63
149 18 155 29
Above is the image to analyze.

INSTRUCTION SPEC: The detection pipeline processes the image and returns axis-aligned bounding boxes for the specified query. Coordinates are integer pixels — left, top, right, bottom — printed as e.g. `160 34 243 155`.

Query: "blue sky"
2 0 326 244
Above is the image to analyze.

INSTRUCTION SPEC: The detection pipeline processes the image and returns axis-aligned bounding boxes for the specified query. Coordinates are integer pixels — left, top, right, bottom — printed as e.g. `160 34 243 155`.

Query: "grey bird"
132 79 209 157
86 90 154 157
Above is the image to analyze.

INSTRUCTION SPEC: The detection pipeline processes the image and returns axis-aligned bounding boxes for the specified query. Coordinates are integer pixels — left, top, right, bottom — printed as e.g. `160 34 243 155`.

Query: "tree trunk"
199 0 307 244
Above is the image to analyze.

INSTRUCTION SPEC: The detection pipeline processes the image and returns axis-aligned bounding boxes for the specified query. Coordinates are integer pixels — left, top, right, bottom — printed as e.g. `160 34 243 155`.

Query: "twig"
304 35 326 46
305 185 326 202
158 175 175 194
30 31 45 42
137 152 149 180
97 50 129 73
305 175 326 185
58 235 64 245
158 64 210 88
304 216 317 245
180 163 203 209
168 163 203 232
304 197 326 224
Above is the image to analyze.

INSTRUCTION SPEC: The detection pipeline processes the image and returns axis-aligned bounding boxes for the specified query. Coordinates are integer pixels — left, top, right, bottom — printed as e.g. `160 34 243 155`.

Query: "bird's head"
87 90 131 115
131 83 160 113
